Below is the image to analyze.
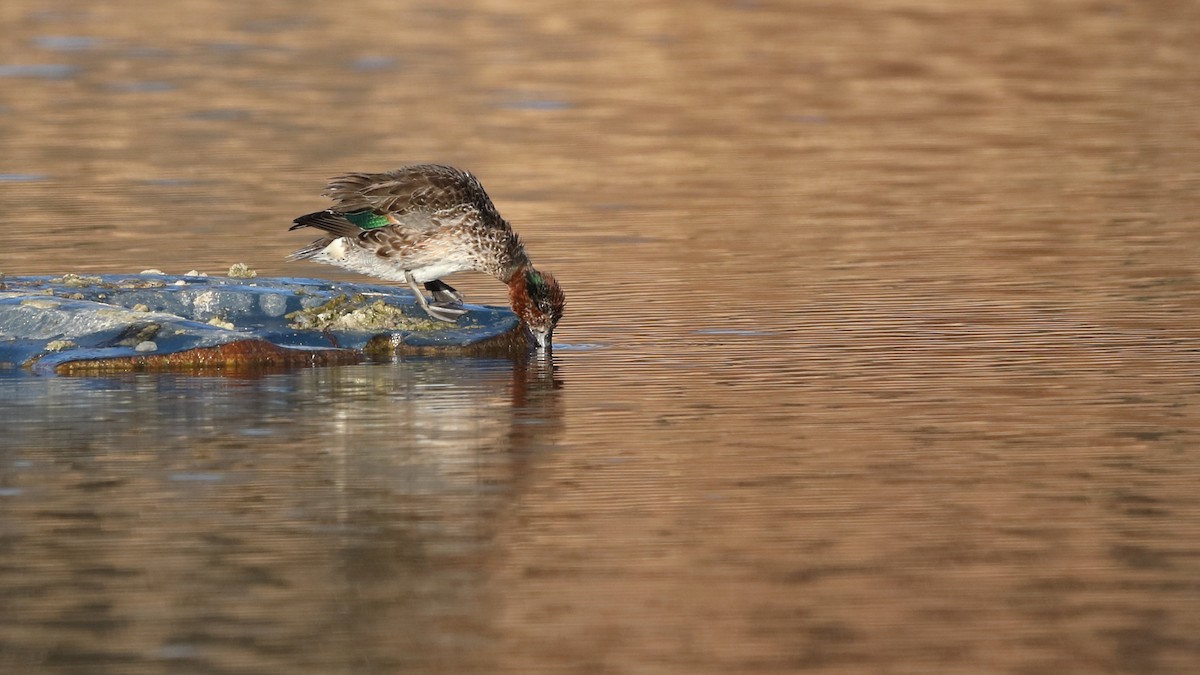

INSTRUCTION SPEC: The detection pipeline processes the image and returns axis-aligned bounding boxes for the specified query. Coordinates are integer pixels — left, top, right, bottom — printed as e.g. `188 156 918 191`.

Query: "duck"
287 164 565 349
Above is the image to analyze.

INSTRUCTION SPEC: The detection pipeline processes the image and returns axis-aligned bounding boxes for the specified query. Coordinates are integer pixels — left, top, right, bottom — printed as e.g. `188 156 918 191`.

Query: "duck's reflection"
0 356 563 673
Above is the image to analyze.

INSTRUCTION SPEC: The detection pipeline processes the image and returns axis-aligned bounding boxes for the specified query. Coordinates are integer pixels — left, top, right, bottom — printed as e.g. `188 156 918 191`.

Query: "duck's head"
509 266 565 351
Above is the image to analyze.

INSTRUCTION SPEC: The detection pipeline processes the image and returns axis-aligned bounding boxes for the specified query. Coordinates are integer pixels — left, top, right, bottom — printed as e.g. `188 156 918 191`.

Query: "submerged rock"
0 273 528 375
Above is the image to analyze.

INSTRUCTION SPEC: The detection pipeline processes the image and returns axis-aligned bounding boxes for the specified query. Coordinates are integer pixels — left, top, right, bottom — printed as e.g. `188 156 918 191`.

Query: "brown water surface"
1 1 1199 673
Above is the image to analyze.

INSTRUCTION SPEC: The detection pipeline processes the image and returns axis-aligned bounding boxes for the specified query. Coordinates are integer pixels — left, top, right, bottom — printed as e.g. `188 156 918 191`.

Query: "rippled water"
2 1 1199 673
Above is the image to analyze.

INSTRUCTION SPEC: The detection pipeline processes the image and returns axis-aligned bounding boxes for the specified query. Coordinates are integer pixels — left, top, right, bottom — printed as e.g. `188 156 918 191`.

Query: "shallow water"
2 1 1199 673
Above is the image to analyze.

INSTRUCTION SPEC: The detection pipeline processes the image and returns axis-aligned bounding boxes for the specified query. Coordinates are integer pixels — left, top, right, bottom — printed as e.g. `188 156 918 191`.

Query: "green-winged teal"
288 164 565 349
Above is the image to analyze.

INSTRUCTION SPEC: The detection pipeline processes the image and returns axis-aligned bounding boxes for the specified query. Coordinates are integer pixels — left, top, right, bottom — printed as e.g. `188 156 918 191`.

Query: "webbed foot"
424 280 464 306
407 274 465 323
424 303 468 322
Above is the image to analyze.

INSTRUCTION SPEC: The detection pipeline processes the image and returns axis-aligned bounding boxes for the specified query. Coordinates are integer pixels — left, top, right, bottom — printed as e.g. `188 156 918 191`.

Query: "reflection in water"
0 358 562 673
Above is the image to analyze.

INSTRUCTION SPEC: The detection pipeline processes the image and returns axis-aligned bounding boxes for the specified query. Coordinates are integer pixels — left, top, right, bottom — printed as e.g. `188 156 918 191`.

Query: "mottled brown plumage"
287 164 564 349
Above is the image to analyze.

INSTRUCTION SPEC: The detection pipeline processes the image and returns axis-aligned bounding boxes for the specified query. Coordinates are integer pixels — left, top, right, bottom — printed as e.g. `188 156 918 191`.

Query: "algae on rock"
227 263 257 279
286 294 444 332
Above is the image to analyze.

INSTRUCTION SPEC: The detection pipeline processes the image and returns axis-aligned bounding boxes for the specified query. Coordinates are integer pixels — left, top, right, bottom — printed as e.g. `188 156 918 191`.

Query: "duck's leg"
424 279 464 306
405 273 467 322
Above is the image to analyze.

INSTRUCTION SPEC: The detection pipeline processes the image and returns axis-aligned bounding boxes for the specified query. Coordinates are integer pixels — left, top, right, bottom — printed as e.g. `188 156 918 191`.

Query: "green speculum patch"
344 210 391 230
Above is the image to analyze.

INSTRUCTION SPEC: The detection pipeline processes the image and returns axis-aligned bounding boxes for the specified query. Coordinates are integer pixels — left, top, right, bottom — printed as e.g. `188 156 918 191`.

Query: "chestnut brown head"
510 267 565 351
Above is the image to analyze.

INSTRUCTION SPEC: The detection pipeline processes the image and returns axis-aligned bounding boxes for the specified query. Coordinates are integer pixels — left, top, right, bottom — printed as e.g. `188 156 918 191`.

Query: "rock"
0 274 529 374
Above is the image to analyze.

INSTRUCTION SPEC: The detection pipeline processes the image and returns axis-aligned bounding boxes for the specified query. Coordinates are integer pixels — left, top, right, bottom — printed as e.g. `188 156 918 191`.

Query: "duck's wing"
323 164 502 231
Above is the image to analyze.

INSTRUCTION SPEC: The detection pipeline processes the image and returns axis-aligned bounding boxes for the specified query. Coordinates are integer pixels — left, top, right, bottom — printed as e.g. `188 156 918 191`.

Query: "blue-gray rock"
0 273 527 375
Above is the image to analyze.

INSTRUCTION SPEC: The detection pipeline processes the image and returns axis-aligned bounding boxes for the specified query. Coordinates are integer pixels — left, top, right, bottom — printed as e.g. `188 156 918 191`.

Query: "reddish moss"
55 339 362 375
53 325 529 374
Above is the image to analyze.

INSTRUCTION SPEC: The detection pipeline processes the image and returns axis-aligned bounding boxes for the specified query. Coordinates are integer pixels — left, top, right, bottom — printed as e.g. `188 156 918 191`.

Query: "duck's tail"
289 210 361 238
286 211 362 261
285 239 330 262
